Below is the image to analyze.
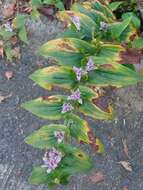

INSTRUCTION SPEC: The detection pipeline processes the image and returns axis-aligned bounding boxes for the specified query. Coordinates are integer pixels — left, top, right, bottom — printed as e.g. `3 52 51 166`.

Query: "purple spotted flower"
68 89 82 104
54 131 65 143
73 66 87 81
100 21 108 31
61 102 74 113
42 148 63 174
71 15 80 31
85 58 96 72
4 22 13 32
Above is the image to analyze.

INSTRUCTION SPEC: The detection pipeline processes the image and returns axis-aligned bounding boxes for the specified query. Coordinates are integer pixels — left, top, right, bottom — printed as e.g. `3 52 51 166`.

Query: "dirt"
0 11 143 190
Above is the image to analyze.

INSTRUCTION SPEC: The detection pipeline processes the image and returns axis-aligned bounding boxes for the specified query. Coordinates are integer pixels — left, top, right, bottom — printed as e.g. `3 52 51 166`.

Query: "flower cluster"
61 88 83 114
61 102 74 113
54 131 65 143
68 89 82 104
4 22 13 32
42 148 63 174
85 58 96 72
73 58 96 82
61 58 97 114
71 15 80 31
73 66 86 81
100 22 108 31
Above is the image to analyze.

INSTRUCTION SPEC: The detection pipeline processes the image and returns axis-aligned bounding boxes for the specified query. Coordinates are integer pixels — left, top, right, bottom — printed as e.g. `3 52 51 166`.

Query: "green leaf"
131 37 143 49
18 26 28 44
59 144 93 173
30 66 77 90
31 7 40 19
0 29 15 40
30 145 93 186
29 167 49 185
58 28 84 39
108 17 132 40
122 12 141 29
90 43 125 65
99 43 125 57
90 55 120 65
22 96 63 120
4 46 13 61
13 15 27 29
55 2 65 10
66 114 91 143
25 124 69 149
71 3 110 24
43 0 52 4
91 1 115 20
79 86 98 100
31 0 42 7
79 100 113 120
39 38 96 67
108 1 123 11
87 64 143 88
58 11 97 39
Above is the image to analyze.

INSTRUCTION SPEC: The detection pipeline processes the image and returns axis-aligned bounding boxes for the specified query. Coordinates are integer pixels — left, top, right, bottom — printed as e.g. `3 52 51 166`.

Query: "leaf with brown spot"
58 11 97 39
39 38 96 67
5 71 13 80
119 161 133 172
89 172 104 184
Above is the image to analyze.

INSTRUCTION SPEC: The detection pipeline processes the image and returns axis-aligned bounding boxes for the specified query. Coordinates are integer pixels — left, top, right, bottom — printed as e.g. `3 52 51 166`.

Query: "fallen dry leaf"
123 187 128 190
10 36 18 45
2 3 15 18
38 5 55 17
11 47 21 59
89 172 104 184
122 139 129 157
119 161 133 172
5 71 13 80
0 93 12 103
120 49 141 65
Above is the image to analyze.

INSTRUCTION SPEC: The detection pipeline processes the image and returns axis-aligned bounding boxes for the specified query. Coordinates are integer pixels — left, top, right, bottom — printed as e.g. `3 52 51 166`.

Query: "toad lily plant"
22 0 143 188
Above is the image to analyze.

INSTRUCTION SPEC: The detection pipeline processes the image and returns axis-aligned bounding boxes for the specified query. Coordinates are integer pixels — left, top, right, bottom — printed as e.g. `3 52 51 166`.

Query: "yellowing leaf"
30 66 76 90
66 114 91 144
39 38 96 67
22 95 64 120
25 124 69 149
